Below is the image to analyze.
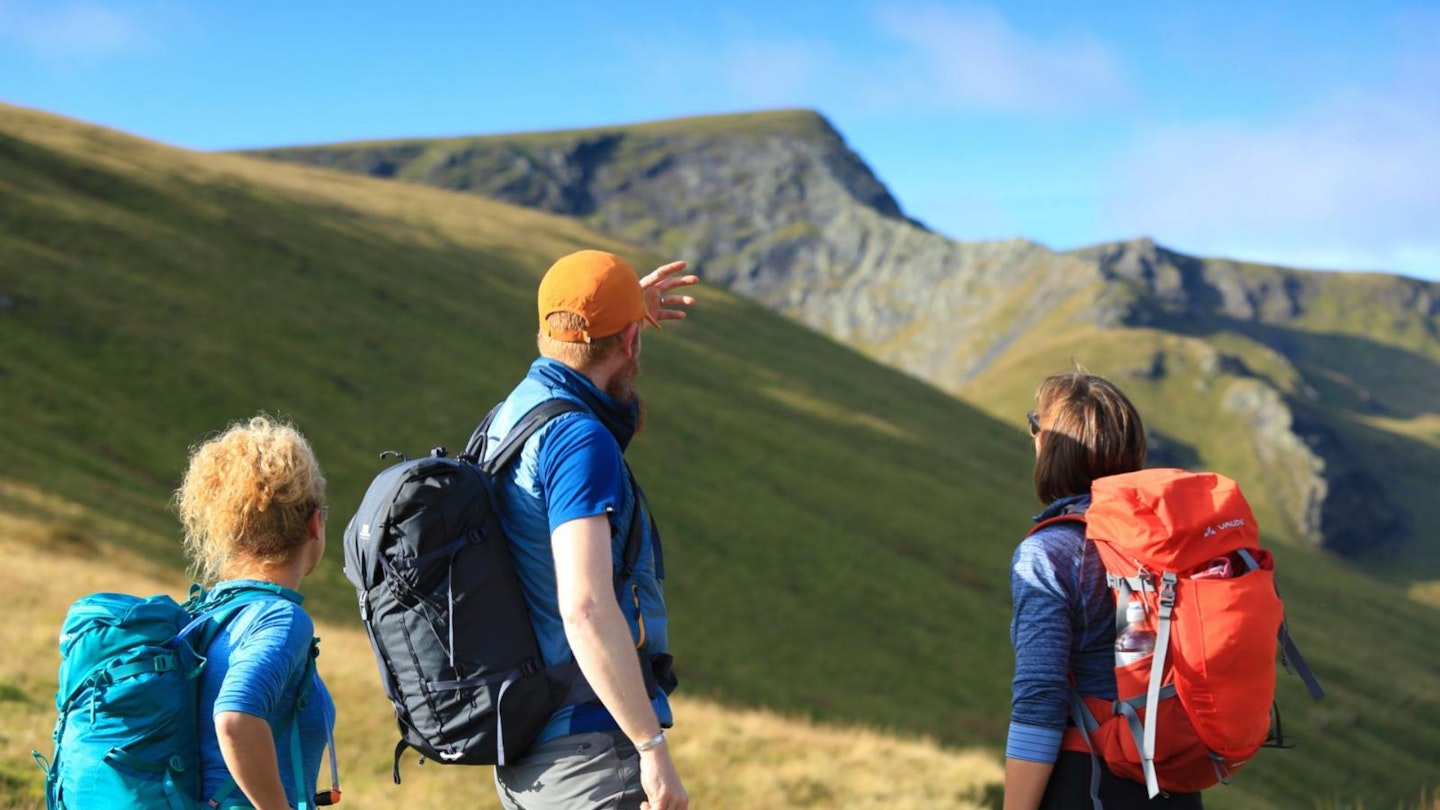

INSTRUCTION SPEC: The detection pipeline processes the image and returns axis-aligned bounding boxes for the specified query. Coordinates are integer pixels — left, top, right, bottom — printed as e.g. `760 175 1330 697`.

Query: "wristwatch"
635 730 666 752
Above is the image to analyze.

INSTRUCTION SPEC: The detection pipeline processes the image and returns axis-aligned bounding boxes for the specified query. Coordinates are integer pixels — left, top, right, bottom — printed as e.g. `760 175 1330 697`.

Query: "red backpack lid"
1085 468 1260 572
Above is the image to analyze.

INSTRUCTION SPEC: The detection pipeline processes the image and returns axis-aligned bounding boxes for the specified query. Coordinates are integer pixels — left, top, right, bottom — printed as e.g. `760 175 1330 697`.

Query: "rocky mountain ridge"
249 110 1440 561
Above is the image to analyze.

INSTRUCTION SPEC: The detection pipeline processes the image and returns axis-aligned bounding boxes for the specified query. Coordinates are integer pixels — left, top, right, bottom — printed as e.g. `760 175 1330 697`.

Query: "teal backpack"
33 583 340 809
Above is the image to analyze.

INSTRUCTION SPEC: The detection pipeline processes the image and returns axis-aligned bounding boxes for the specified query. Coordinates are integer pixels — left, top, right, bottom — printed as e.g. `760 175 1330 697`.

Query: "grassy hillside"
2 104 1440 807
0 495 1003 810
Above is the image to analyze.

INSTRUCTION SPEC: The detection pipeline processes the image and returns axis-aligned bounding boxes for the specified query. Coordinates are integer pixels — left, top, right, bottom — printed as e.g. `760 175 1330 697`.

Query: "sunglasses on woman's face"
1027 411 1041 436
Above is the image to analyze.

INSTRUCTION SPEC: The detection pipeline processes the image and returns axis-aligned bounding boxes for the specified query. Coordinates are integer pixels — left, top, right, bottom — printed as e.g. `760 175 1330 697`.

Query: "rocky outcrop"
251 113 1107 386
1071 237 1440 336
1220 377 1407 555
249 111 1439 557
1220 380 1329 546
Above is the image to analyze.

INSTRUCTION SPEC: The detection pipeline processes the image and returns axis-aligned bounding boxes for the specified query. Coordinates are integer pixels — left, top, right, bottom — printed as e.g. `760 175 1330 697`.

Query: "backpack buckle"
1158 573 1178 613
521 658 541 678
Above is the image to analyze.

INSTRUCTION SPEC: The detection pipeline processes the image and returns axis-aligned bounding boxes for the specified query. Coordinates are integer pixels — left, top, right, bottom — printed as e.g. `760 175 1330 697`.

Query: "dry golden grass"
0 486 1002 809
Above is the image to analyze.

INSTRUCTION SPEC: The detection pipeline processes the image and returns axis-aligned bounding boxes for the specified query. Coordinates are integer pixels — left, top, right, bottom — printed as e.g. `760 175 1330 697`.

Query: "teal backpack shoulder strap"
181 582 314 809
286 636 342 808
178 582 302 651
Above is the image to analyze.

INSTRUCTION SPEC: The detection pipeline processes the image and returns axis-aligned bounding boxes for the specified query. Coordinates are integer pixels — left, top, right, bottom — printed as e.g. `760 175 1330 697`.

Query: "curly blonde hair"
174 414 327 584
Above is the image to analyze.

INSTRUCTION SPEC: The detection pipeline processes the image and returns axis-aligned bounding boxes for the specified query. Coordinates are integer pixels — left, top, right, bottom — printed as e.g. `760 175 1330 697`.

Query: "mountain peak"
250 106 911 238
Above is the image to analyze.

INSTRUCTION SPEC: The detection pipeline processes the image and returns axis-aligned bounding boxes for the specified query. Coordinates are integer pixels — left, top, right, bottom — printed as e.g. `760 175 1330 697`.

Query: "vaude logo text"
1204 518 1246 537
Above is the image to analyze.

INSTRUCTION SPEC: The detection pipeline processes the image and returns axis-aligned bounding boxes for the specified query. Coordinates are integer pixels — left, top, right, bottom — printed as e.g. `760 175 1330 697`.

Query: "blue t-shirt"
537 410 627 533
489 358 673 745
197 581 334 808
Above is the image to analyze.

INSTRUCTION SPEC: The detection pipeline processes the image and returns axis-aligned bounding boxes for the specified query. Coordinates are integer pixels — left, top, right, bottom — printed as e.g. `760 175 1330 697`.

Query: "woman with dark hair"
1004 367 1202 809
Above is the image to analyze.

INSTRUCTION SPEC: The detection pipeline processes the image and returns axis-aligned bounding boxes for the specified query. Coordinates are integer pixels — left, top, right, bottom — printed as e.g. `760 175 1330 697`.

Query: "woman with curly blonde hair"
174 414 336 810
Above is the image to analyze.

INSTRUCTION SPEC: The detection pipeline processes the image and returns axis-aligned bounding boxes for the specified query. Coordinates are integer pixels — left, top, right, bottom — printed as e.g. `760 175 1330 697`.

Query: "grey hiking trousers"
494 731 645 810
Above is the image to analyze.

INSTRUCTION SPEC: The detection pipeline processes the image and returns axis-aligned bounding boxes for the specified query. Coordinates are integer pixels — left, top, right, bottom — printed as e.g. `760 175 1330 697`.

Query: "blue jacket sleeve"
1006 527 1083 763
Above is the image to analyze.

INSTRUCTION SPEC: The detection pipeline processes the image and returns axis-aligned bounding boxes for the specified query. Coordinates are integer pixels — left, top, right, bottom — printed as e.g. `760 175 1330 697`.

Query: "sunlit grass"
0 498 1002 810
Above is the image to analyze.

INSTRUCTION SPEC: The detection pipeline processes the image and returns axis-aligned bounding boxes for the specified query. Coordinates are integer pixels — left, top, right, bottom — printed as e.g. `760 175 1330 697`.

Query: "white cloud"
0 0 152 62
1101 61 1440 279
867 3 1130 113
606 24 838 117
621 4 1130 118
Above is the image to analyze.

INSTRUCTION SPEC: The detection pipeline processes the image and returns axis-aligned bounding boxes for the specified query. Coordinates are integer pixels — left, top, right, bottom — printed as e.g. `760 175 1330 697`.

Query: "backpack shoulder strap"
182 585 317 809
460 402 503 463
289 637 340 809
472 399 585 474
469 398 660 700
207 636 336 809
178 583 302 651
615 463 646 595
1027 512 1087 536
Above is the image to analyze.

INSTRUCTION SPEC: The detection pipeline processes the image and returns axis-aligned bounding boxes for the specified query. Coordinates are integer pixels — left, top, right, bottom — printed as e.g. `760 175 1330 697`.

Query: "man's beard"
605 356 646 435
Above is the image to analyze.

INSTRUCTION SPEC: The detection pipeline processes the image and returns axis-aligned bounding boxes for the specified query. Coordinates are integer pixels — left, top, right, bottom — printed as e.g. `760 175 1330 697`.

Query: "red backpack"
1031 468 1324 801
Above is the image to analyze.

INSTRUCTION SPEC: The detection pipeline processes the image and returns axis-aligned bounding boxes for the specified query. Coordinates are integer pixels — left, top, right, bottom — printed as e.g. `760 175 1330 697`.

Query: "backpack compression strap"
1235 549 1325 701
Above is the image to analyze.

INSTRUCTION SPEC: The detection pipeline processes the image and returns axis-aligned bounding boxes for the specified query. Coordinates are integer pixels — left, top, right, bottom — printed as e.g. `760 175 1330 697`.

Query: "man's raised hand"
641 260 699 325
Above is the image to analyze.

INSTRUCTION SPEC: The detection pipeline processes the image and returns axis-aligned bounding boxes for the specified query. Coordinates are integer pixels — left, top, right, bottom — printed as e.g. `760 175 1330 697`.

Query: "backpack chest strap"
1105 572 1148 592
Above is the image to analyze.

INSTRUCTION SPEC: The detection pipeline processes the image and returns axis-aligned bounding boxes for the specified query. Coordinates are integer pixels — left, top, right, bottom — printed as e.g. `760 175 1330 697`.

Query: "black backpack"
343 400 646 778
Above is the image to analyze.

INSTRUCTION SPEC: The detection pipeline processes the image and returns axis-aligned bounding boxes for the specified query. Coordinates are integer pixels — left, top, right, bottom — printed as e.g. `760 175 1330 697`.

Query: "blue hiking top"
1006 494 1117 764
197 580 334 807
486 357 671 746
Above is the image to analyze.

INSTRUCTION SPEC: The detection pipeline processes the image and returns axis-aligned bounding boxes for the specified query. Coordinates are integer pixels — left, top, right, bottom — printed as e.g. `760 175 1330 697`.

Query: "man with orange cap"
482 250 696 810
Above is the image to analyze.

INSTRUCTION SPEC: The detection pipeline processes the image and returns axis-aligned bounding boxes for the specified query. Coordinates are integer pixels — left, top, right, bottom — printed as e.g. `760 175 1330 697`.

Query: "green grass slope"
2 104 1439 807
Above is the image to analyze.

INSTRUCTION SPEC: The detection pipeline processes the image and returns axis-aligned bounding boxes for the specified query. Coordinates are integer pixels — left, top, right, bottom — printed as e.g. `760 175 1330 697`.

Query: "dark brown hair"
1032 366 1147 503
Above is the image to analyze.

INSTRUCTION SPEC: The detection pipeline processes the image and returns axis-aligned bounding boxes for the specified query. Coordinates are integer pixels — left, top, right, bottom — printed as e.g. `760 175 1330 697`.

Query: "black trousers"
1040 751 1204 809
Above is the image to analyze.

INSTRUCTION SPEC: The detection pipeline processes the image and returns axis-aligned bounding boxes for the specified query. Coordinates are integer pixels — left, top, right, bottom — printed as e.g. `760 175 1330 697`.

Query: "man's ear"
621 321 641 360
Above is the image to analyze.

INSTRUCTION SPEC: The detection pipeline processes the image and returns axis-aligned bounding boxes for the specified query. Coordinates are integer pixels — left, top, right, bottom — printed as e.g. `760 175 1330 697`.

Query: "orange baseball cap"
538 250 659 343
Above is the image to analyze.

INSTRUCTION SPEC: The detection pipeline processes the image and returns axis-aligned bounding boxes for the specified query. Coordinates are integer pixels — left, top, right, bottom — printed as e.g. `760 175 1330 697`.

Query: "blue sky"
2 0 1437 280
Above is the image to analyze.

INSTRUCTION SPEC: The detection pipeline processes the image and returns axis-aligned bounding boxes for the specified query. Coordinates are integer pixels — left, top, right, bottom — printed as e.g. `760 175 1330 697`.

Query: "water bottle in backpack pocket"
1096 563 1285 793
1114 600 1154 667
